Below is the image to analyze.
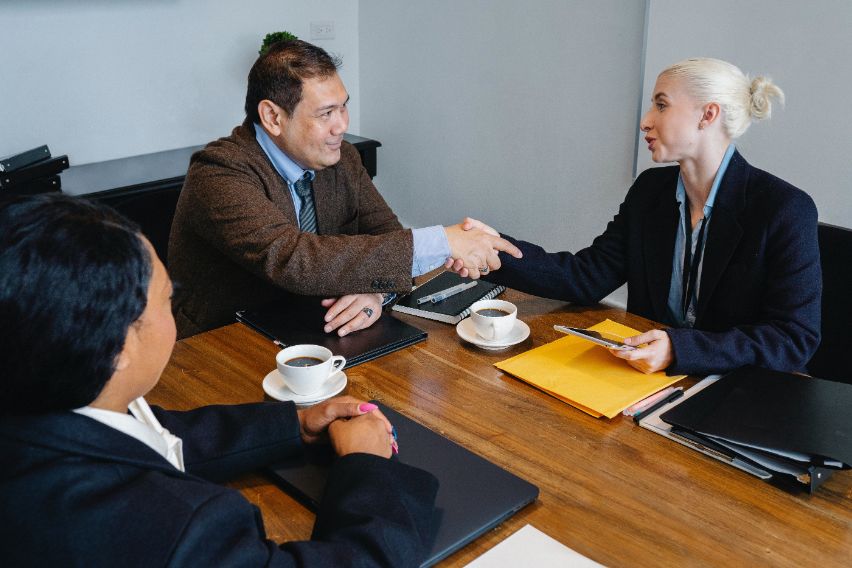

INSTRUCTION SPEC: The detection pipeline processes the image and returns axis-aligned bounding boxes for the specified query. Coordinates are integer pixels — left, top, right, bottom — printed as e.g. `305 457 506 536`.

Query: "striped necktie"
294 174 318 233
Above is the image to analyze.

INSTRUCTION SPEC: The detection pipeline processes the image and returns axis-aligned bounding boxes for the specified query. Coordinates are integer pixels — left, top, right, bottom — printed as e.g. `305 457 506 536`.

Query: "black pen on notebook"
632 388 684 424
416 281 477 304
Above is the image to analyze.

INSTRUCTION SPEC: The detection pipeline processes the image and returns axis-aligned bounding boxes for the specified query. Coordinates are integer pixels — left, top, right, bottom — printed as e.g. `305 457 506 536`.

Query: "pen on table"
273 339 286 349
623 386 679 416
416 281 477 305
632 388 684 424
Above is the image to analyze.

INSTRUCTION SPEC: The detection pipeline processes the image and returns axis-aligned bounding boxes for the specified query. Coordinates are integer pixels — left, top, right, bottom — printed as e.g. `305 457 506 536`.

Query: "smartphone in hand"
553 325 636 351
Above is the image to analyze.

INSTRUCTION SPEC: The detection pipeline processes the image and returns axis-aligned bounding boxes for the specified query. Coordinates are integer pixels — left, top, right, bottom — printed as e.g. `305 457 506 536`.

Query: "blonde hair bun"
661 58 784 139
749 76 785 121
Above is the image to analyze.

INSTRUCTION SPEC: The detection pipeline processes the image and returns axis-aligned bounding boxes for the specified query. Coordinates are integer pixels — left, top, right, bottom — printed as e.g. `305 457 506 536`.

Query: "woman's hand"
608 329 673 374
328 410 397 458
297 396 392 445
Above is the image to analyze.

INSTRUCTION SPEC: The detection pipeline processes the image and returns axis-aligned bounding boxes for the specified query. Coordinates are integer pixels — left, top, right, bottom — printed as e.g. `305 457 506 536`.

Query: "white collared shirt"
73 397 185 471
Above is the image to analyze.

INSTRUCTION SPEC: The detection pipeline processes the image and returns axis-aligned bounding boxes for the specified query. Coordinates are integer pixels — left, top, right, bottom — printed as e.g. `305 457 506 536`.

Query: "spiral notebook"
392 271 505 324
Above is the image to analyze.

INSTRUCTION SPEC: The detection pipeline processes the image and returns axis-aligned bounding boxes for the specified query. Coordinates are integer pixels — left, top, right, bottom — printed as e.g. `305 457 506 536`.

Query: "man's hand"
608 329 674 374
321 293 383 336
443 218 521 279
460 217 499 235
297 396 396 457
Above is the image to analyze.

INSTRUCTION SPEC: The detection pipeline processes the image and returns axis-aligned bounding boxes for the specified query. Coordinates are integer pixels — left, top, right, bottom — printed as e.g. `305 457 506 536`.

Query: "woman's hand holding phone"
554 325 673 373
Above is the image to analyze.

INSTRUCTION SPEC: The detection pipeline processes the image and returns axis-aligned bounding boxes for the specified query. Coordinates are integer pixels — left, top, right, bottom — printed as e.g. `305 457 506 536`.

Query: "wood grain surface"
148 288 852 567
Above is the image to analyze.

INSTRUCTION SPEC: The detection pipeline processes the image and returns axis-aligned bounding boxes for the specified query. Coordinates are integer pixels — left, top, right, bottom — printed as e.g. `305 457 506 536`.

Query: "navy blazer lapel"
696 151 748 322
1 412 186 477
642 170 680 320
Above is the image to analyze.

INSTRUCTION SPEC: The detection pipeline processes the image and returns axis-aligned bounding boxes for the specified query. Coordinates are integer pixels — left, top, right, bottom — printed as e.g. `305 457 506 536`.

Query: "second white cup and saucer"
262 344 348 405
456 299 530 350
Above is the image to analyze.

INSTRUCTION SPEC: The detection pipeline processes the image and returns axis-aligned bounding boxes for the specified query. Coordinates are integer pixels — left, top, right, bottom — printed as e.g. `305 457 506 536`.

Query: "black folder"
0 155 69 188
0 144 51 172
236 299 427 368
660 367 851 492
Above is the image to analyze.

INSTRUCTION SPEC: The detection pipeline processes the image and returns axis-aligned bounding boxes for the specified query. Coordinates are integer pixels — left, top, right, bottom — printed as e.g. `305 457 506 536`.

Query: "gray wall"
638 0 852 227
0 0 360 166
359 0 648 255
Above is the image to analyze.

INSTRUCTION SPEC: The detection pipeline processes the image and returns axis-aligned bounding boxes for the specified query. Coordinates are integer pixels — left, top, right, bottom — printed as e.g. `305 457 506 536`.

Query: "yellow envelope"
495 319 684 418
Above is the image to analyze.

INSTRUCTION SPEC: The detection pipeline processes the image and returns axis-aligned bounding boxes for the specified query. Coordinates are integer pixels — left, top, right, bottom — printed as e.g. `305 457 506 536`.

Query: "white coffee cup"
469 299 517 341
275 344 346 396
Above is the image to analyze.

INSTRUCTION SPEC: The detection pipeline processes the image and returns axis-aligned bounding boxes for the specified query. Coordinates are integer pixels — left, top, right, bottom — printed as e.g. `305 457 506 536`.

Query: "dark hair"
244 39 341 123
0 194 151 413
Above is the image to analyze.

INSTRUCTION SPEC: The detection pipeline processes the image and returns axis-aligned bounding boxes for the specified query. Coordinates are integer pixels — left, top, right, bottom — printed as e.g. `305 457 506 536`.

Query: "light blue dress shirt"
666 144 736 328
254 124 449 277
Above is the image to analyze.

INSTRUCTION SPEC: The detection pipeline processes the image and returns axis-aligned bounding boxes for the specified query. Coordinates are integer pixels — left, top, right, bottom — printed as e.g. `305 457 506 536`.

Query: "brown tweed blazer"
168 120 414 338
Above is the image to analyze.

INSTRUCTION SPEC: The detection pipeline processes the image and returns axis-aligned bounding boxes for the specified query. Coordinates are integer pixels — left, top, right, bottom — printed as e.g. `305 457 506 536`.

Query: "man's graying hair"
245 39 341 123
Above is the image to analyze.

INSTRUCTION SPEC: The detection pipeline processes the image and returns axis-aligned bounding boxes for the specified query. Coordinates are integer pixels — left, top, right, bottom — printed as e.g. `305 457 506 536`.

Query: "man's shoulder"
191 122 263 170
181 121 280 199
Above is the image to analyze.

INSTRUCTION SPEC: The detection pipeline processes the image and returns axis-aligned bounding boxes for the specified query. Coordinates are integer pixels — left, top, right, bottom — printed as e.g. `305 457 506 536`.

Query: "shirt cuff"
411 225 451 277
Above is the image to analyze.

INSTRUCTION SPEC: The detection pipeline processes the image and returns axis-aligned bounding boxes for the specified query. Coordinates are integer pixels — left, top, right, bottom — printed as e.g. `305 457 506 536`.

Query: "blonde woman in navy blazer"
456 59 820 376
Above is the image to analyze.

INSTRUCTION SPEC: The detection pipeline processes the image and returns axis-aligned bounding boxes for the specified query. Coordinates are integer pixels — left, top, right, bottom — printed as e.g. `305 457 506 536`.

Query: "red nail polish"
359 403 377 413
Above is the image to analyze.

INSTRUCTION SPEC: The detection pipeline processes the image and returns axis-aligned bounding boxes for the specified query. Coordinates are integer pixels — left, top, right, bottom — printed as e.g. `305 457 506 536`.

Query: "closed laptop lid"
236 298 427 368
267 403 539 567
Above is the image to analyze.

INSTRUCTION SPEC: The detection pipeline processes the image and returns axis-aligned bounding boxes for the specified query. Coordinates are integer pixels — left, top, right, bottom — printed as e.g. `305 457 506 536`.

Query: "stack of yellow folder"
495 319 684 418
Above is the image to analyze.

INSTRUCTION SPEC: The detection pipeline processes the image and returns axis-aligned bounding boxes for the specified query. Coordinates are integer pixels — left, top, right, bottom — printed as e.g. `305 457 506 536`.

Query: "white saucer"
456 318 531 350
262 369 347 405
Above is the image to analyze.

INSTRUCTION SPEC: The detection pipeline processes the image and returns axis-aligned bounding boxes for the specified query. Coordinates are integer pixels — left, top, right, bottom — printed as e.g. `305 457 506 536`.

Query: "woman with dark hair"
0 194 437 566
452 58 820 377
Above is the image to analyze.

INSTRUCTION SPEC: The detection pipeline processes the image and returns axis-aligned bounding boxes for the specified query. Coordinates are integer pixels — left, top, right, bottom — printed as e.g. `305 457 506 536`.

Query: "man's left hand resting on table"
321 293 384 336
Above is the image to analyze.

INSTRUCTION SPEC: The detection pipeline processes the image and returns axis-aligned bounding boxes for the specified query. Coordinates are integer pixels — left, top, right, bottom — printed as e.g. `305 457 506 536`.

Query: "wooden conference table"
149 288 852 566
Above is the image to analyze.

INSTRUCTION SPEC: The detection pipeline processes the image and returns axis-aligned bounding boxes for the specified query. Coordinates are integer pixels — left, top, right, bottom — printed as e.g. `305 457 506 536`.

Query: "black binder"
660 367 851 493
1 175 61 195
236 299 427 368
0 145 51 172
0 155 69 188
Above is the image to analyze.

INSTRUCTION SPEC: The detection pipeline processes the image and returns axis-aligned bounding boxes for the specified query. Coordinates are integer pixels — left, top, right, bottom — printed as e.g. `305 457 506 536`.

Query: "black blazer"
490 151 821 375
0 402 438 567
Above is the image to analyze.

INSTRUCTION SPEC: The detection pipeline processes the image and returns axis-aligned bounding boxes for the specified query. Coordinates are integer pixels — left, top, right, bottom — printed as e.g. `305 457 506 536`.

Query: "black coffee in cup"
284 356 324 367
476 308 511 317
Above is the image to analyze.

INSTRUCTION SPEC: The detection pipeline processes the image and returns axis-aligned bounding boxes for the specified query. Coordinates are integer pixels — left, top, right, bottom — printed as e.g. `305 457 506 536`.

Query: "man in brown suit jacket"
169 40 520 338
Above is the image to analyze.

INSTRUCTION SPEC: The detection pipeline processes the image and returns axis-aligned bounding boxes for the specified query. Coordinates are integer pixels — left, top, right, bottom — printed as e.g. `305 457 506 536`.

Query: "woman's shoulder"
626 164 680 205
742 161 817 217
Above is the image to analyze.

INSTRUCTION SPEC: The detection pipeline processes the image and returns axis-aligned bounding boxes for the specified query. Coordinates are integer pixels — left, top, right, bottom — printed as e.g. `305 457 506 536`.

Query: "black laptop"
267 403 539 566
236 297 427 368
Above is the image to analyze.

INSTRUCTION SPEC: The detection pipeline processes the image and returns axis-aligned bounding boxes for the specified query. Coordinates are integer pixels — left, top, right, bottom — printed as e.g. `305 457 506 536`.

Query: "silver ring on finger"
479 266 490 275
362 306 374 318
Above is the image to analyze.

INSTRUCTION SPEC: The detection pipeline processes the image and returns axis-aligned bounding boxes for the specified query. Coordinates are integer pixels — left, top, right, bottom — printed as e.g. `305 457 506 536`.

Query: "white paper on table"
464 524 603 568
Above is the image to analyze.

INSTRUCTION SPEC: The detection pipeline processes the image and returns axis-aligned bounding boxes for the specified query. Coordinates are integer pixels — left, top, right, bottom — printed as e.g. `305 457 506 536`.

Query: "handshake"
443 217 522 280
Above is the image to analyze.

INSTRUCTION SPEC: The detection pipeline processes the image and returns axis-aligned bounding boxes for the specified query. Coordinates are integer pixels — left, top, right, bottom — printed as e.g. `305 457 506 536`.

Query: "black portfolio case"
661 366 851 492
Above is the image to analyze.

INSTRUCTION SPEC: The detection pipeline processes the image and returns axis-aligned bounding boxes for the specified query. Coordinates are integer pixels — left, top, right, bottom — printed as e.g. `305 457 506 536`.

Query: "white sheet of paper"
464 524 603 568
